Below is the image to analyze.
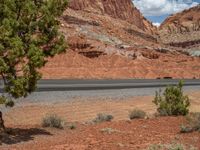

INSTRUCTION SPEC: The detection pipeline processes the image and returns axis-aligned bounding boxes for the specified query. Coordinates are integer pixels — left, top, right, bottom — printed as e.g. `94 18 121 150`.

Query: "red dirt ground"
0 117 199 150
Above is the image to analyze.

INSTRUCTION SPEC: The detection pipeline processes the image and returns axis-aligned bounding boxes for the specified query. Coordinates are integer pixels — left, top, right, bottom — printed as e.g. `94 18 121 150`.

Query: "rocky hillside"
68 0 155 34
40 0 200 79
159 5 200 49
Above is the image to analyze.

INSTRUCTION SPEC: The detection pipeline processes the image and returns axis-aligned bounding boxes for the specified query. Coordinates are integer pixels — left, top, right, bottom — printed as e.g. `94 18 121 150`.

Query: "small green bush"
93 113 114 123
129 109 146 119
153 81 190 116
42 114 64 129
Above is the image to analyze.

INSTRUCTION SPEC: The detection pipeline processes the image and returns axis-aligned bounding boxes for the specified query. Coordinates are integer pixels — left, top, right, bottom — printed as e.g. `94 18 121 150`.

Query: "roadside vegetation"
153 81 190 116
152 81 199 134
93 113 114 123
42 114 65 129
129 109 146 119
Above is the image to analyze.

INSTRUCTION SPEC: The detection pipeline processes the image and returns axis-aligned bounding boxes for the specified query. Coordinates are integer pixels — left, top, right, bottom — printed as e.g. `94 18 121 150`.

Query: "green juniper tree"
0 0 68 131
153 81 190 116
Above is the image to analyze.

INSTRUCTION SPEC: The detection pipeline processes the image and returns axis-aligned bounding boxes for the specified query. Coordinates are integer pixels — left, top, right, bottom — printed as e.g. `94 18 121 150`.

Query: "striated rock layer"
68 0 156 34
159 5 200 49
160 5 200 32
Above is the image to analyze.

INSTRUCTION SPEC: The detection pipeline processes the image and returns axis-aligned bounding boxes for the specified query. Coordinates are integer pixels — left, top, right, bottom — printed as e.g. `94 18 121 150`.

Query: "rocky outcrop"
68 0 156 33
160 5 200 33
169 39 200 48
159 5 200 48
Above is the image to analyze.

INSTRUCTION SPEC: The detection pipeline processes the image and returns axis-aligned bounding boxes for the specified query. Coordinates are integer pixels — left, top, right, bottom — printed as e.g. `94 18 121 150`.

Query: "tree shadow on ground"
0 128 52 145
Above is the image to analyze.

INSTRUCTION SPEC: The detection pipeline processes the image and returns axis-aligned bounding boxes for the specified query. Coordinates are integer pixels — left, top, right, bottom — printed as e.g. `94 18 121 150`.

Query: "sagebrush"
93 113 114 123
129 109 146 119
42 114 64 129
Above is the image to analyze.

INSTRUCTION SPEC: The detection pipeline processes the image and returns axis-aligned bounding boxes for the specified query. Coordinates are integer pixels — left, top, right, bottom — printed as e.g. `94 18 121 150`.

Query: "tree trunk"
0 111 5 132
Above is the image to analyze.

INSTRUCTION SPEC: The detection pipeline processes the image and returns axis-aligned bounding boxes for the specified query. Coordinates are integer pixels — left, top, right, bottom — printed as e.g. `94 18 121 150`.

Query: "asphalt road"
1 79 200 92
1 79 200 105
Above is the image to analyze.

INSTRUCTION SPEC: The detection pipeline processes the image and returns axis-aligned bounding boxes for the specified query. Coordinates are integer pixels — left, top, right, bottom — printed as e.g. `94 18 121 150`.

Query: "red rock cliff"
68 0 155 33
160 5 200 33
159 5 200 47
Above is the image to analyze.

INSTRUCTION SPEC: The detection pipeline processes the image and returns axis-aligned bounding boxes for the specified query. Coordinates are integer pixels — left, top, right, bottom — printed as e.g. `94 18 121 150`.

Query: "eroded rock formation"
68 0 156 34
159 5 200 48
160 5 200 33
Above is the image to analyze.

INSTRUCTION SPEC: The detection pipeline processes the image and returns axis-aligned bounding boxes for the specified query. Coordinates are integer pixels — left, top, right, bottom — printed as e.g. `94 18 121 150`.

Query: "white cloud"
133 0 199 16
153 22 161 27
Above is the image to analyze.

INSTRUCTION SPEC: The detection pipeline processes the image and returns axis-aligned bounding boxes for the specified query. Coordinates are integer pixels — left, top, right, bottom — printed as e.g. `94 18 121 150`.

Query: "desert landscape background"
1 0 200 150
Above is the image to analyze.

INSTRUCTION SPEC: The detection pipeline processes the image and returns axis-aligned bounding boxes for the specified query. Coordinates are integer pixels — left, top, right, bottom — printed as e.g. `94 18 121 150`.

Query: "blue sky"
132 0 200 26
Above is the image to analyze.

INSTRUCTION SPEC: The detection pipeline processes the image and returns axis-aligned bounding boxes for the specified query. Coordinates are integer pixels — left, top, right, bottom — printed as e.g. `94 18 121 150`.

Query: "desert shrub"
42 114 64 129
153 81 190 116
180 112 200 133
129 109 146 119
93 113 114 123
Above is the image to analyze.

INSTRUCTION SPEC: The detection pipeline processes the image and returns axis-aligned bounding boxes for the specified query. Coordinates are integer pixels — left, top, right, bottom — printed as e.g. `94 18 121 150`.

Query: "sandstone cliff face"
160 5 200 32
159 5 200 48
68 0 155 33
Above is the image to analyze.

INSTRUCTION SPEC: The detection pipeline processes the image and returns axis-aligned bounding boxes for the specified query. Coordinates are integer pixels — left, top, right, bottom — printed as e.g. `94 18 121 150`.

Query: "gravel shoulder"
14 85 200 104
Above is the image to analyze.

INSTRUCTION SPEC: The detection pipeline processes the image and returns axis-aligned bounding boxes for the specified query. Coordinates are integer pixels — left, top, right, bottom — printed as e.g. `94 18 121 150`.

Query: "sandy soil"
1 90 200 150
